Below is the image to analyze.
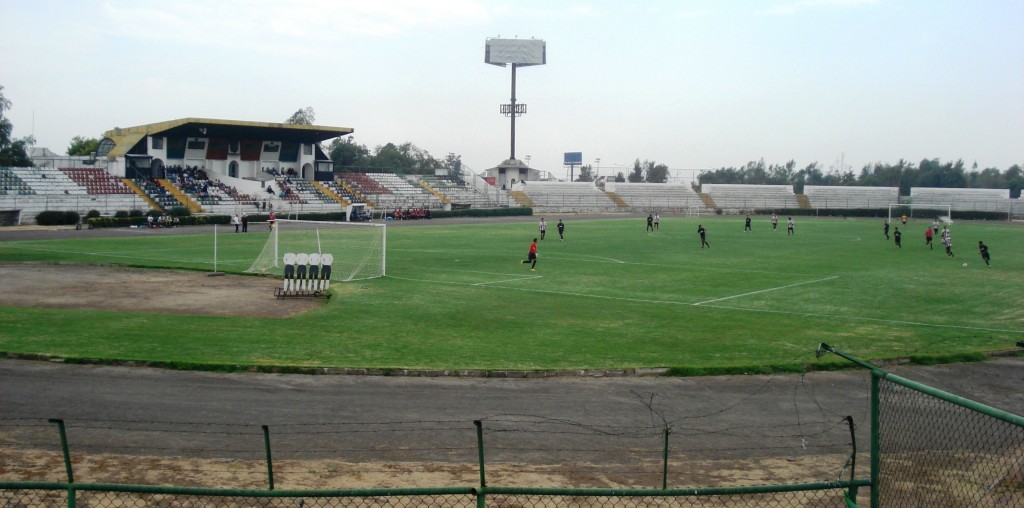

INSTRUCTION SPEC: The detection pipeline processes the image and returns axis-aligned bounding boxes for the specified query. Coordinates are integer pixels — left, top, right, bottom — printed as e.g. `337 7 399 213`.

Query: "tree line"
697 158 1023 198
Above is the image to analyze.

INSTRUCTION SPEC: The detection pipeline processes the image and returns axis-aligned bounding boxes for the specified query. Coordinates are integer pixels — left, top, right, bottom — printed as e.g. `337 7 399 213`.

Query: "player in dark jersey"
884 220 890 240
646 214 654 233
893 227 902 248
744 215 752 232
978 241 990 267
697 224 710 248
557 219 565 241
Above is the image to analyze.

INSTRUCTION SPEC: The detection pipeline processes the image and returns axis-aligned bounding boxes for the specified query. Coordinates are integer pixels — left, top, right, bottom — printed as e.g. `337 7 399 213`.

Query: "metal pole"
870 375 880 508
662 426 672 490
474 420 486 489
509 64 518 161
262 425 275 490
50 418 76 507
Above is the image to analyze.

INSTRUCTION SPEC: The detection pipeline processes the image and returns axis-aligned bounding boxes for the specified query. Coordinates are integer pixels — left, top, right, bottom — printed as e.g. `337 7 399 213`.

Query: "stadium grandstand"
700 184 799 211
513 181 618 212
802 185 899 209
604 182 710 213
909 187 1016 213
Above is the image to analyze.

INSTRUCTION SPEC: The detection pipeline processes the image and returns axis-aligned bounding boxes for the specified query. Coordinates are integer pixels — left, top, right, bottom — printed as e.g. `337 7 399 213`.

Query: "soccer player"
941 226 954 258
697 224 710 248
931 218 939 235
924 226 933 249
654 212 660 230
901 214 907 225
557 219 565 241
646 214 654 233
744 215 752 232
884 220 890 240
771 213 778 231
539 218 547 240
521 238 538 271
786 217 794 236
978 241 990 267
893 227 902 248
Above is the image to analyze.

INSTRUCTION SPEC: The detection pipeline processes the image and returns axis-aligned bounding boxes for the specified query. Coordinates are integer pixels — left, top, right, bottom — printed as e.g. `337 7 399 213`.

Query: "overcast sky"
2 0 1021 180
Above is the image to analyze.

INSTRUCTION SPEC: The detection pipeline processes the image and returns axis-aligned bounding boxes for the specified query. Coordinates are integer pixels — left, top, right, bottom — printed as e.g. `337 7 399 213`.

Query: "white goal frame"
887 203 952 224
246 219 386 281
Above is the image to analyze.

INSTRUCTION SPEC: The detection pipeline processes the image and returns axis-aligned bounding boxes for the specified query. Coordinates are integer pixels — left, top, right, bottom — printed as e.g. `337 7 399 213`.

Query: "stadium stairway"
122 179 163 211
419 180 452 205
510 190 534 207
341 181 375 208
796 194 812 209
311 181 349 206
156 179 202 213
603 191 629 208
700 193 717 208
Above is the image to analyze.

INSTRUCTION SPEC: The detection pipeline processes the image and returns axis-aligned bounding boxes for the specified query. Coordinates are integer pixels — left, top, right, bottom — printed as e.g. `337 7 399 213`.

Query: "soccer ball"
962 263 968 268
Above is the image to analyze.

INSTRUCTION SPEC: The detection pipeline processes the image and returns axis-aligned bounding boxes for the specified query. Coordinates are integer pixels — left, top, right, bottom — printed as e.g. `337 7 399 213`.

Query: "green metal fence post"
844 415 858 505
662 425 672 490
870 374 880 508
262 425 275 490
474 420 486 508
49 418 75 508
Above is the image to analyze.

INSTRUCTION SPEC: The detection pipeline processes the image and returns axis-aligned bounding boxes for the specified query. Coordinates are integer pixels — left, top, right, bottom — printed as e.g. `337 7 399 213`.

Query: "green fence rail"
819 342 1024 507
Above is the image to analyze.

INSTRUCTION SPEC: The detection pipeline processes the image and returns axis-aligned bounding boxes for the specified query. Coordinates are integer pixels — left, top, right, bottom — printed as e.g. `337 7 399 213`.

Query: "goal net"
245 219 386 281
887 203 952 224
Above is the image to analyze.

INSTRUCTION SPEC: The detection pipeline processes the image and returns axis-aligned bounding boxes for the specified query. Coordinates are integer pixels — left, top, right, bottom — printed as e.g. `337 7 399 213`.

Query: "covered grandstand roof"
100 118 354 158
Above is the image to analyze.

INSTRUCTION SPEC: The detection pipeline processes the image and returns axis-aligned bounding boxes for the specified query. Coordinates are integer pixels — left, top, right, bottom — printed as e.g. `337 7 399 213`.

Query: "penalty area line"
692 276 840 306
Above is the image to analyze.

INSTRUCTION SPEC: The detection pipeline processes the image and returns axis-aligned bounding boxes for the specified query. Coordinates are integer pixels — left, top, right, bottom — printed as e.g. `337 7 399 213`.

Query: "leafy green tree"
327 137 370 169
442 152 462 174
614 172 626 183
627 159 644 182
67 136 100 156
379 142 441 174
285 107 316 125
643 160 669 183
0 85 33 167
576 164 594 182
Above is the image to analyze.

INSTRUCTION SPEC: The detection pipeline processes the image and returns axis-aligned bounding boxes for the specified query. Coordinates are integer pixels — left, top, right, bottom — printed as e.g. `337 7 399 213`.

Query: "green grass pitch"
0 216 1021 373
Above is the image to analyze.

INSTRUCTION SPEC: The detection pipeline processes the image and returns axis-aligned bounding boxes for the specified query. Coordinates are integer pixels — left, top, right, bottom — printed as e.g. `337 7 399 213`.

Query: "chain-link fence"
5 345 1024 507
876 376 1024 506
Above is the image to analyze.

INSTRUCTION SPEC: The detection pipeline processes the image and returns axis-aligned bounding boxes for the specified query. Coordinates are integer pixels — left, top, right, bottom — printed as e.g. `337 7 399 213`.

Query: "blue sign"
564 152 582 165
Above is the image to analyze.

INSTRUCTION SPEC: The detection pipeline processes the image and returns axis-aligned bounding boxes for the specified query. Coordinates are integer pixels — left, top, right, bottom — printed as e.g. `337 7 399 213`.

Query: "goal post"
245 219 386 281
887 203 952 224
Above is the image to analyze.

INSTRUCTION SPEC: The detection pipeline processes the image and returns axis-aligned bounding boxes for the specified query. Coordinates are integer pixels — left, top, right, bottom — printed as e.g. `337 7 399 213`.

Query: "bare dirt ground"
0 263 323 318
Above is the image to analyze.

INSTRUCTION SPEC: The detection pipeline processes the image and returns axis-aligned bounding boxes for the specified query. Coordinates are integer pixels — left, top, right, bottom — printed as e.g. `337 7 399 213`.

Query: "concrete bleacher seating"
419 175 496 208
910 187 1015 213
519 181 618 212
803 186 899 209
0 167 155 223
338 172 443 210
61 168 133 195
701 184 797 210
321 180 363 205
604 182 708 212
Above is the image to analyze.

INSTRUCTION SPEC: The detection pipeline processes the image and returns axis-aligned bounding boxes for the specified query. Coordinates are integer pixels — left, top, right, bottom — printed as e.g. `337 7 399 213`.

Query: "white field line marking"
386 275 1023 335
692 276 840 306
699 303 1024 335
474 275 543 286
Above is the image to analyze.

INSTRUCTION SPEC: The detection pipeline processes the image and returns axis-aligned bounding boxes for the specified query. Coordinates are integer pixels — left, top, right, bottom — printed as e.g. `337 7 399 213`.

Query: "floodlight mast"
485 38 546 163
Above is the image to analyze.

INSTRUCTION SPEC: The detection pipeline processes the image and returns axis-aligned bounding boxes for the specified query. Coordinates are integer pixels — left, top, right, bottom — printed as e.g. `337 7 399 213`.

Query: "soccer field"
0 215 1021 373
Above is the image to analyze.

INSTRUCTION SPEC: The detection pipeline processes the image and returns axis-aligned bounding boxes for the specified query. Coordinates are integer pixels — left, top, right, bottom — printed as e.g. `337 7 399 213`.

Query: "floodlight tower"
485 38 546 163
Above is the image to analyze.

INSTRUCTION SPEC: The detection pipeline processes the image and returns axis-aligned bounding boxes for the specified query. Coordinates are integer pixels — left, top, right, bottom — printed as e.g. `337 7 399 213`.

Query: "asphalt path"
2 357 1021 467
